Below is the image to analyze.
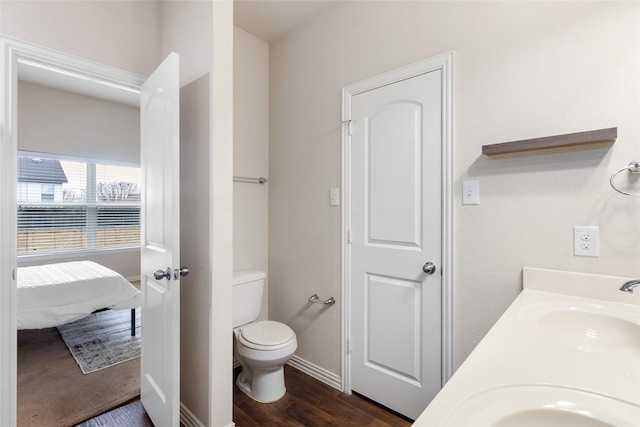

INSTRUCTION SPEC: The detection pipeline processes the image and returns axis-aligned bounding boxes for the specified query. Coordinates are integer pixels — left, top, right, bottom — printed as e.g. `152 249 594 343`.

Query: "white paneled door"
349 69 443 420
140 52 182 427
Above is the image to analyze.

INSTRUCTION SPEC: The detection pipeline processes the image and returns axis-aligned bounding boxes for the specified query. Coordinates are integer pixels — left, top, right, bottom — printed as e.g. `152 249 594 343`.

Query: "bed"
17 261 141 335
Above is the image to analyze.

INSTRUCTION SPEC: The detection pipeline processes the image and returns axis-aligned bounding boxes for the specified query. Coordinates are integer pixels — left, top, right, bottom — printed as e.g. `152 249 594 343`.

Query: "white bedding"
17 261 141 330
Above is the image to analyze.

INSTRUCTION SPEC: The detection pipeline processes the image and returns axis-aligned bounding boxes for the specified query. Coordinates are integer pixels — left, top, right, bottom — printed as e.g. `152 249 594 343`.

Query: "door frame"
0 37 145 426
341 51 454 394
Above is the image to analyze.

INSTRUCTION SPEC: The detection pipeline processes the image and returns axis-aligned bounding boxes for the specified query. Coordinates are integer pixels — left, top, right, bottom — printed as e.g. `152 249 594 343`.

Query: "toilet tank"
232 270 266 328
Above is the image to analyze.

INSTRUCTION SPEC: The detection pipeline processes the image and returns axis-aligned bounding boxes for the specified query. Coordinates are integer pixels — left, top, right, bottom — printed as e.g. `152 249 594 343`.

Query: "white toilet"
232 270 297 403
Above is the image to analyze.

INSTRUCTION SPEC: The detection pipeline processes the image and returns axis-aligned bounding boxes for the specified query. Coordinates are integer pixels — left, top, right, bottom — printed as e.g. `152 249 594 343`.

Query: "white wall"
18 82 140 163
268 0 640 377
233 26 269 320
210 2 234 425
160 1 213 87
161 1 234 426
0 0 161 77
179 74 211 425
159 2 216 425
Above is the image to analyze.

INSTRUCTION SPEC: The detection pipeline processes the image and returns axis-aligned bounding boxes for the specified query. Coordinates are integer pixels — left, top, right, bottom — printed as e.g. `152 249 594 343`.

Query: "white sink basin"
537 309 640 356
413 272 640 427
522 302 640 357
443 385 640 427
493 409 613 426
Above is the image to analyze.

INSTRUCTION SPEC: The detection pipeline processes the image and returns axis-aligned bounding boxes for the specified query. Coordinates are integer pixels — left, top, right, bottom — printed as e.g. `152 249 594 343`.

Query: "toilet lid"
240 320 295 347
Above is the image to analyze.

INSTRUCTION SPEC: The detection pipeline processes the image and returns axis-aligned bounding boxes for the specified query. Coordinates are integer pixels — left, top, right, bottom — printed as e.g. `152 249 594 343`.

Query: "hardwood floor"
78 366 412 426
235 366 412 427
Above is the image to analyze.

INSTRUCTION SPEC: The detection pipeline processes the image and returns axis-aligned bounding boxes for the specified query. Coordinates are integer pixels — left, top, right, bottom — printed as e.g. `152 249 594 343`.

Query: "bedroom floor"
17 327 140 427
79 366 412 426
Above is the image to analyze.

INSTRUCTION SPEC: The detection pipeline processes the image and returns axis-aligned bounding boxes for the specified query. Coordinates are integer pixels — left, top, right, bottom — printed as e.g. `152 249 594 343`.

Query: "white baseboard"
126 275 141 282
287 355 342 391
180 402 205 427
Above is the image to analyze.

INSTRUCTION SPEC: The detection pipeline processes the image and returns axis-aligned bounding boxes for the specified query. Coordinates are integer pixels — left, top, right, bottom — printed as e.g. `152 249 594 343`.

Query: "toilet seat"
239 320 295 351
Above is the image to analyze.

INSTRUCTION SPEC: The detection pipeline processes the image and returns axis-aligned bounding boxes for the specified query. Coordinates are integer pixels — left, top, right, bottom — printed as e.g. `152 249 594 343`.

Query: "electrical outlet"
574 226 599 257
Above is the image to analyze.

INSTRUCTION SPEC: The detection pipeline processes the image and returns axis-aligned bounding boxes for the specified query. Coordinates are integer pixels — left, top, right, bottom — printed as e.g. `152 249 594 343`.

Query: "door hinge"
342 119 352 136
347 229 353 244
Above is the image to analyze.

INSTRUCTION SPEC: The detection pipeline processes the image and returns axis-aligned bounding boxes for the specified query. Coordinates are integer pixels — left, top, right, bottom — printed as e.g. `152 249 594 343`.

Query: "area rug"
18 327 140 427
57 308 141 374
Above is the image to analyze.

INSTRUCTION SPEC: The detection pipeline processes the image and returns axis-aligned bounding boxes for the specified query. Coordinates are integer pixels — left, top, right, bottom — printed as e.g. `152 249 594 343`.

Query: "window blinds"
17 154 141 255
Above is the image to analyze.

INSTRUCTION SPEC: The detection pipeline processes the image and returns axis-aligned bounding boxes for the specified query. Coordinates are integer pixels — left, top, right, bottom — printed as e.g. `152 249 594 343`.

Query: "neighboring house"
17 157 67 202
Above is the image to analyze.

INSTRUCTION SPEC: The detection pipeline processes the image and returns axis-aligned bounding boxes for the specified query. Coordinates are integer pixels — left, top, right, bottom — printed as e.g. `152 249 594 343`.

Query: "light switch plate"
330 188 340 206
462 180 480 205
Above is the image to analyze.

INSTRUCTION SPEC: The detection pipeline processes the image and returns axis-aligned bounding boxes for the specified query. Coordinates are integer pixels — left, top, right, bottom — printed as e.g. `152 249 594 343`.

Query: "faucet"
619 279 640 293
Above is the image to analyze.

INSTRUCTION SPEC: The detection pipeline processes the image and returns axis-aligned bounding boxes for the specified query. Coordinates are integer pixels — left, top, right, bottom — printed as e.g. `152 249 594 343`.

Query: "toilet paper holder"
308 293 336 306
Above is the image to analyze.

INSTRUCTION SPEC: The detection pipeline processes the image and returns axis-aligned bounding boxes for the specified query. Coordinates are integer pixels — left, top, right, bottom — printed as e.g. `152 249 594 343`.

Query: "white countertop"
413 267 640 426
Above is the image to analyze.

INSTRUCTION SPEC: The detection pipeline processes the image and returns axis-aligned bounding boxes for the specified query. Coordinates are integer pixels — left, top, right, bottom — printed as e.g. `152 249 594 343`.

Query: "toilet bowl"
235 320 297 402
233 270 298 403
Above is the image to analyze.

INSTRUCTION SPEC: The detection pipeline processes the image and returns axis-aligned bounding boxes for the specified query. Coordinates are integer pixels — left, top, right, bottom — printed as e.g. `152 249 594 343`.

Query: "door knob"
154 267 171 280
422 262 436 275
174 267 190 279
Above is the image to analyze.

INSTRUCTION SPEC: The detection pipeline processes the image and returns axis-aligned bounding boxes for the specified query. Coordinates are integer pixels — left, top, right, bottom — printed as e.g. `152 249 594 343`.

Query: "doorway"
341 52 454 420
0 38 182 426
11 41 143 426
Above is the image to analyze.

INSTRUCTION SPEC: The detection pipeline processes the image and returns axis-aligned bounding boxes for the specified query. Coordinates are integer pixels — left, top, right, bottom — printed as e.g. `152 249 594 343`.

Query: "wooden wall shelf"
482 127 617 156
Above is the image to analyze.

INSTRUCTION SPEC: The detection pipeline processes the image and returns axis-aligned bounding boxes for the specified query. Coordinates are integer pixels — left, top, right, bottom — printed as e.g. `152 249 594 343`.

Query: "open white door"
140 52 182 427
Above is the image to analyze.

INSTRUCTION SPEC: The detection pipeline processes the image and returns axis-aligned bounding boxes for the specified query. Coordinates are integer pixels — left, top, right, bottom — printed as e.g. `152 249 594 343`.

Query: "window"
17 154 141 256
40 184 55 201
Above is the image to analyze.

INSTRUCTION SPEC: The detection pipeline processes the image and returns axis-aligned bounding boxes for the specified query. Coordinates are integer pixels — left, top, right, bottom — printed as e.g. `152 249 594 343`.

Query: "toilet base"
236 364 286 403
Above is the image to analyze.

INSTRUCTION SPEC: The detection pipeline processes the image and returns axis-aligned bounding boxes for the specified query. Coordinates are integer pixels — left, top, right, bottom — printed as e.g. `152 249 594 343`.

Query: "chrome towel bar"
233 176 268 184
308 293 336 306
